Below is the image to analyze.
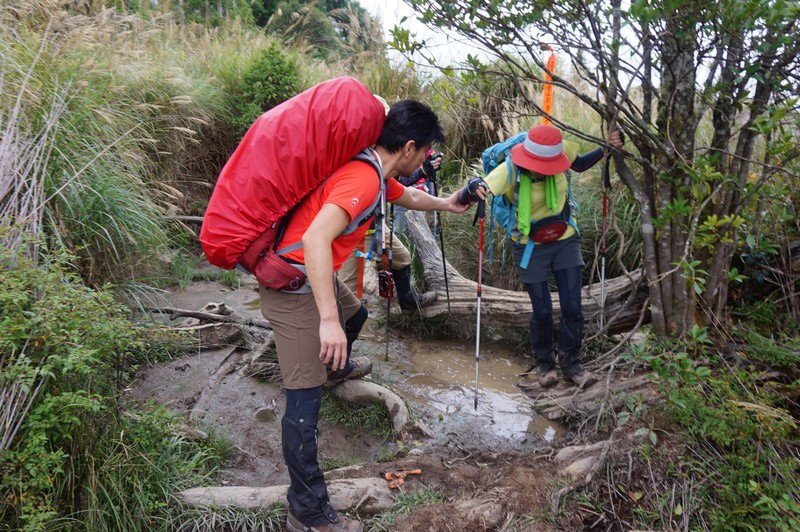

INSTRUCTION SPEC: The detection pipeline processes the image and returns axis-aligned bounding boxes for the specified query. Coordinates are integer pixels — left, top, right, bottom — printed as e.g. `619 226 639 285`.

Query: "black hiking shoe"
399 290 437 311
538 370 559 388
392 265 437 311
325 356 372 388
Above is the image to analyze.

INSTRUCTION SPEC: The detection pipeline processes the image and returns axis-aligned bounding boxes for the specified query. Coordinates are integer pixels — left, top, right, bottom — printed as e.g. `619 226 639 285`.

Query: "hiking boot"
400 290 437 311
286 510 363 532
569 370 597 390
325 356 372 388
538 370 559 388
392 266 438 311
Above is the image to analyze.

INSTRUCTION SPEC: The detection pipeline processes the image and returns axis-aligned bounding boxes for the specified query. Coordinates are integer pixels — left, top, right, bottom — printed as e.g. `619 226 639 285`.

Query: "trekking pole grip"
473 198 486 226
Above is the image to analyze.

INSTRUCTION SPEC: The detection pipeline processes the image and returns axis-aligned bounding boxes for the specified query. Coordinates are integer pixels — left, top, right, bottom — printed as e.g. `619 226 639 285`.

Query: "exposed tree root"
177 478 395 514
551 428 623 514
147 305 272 330
518 374 654 421
329 380 411 433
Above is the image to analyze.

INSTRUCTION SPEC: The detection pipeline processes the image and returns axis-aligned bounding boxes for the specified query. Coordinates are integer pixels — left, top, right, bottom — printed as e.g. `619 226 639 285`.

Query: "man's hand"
423 152 443 177
457 177 489 205
319 318 347 370
443 191 472 213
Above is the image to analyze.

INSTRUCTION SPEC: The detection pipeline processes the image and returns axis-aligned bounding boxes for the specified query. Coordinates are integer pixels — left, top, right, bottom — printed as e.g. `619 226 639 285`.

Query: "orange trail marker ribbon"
540 48 556 126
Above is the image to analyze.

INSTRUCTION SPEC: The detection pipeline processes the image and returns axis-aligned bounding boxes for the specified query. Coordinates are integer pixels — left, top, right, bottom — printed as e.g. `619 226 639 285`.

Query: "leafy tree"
393 0 800 336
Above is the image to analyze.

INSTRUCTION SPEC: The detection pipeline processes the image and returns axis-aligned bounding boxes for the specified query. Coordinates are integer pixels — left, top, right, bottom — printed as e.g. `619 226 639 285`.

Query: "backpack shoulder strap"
346 149 384 235
276 150 384 256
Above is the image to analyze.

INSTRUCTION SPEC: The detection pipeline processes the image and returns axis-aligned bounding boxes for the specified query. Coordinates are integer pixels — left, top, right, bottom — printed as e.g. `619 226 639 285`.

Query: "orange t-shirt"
279 160 405 270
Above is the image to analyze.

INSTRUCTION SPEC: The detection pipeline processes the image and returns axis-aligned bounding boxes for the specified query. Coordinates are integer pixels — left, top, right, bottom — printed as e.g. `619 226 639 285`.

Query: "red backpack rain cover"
200 77 385 270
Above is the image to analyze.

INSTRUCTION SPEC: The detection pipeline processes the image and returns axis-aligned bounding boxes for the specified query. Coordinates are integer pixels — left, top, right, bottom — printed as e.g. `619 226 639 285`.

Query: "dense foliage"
0 250 223 531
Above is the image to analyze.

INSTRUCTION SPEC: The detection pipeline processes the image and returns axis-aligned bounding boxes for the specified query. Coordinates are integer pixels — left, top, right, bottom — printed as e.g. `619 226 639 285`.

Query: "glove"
457 177 489 205
422 151 443 177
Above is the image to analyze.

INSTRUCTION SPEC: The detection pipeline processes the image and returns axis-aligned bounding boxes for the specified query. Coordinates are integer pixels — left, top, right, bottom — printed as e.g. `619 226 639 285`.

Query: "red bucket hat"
510 125 571 175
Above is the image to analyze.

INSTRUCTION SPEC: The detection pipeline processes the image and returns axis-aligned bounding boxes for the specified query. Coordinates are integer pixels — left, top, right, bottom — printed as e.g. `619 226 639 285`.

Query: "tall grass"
0 24 66 258
1 4 320 286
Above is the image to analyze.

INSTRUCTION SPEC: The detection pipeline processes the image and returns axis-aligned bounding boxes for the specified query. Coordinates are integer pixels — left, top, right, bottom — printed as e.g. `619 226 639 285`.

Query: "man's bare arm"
302 203 350 370
393 185 475 213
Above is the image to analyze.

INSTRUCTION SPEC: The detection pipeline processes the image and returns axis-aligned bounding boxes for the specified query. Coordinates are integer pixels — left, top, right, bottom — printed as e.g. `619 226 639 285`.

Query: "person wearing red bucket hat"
483 124 623 389
510 125 573 175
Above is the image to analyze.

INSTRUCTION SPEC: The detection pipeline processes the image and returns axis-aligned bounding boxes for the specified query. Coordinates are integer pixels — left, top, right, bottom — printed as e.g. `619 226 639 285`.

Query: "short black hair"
377 100 444 153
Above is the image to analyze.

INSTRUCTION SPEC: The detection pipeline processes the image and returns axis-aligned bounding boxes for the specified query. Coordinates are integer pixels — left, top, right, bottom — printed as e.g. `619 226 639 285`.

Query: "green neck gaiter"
546 175 559 213
516 172 560 236
517 172 531 236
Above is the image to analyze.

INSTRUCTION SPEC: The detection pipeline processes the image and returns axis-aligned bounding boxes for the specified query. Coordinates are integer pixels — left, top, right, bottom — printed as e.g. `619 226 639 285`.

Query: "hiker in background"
339 152 443 309
261 100 479 532
392 149 442 233
484 125 623 389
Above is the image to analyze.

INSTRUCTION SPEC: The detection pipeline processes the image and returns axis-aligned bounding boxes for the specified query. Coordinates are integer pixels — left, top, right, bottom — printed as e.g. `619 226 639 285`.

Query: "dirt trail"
133 277 646 528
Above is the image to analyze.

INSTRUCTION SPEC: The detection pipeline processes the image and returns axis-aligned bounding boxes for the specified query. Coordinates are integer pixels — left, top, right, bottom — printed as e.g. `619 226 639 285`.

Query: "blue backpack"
482 133 580 269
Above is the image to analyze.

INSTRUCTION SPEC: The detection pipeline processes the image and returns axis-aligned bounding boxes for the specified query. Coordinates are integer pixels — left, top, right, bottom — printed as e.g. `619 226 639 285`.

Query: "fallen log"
404 210 648 334
177 478 395 514
330 380 410 433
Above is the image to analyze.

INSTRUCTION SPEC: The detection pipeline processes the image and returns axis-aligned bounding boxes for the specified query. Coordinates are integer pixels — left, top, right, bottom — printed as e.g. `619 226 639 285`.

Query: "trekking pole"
385 205 395 361
599 148 611 334
377 183 394 362
430 173 451 314
473 198 486 410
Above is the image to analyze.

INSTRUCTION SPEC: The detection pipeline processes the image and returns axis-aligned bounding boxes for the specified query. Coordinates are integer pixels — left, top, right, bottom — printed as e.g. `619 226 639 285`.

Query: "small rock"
453 497 504 529
175 363 191 372
412 420 434 438
560 455 597 480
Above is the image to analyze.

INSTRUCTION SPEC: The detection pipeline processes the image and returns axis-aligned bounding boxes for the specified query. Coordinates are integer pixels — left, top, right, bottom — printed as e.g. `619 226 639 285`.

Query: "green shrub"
0 251 223 530
233 44 300 134
627 339 800 531
739 329 800 369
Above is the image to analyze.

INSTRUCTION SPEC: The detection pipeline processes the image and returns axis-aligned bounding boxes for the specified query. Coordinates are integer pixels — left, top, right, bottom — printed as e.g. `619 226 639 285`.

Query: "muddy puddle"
375 337 565 450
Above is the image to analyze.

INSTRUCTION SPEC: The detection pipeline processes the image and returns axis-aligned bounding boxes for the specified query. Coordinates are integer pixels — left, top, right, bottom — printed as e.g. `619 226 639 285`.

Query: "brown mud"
132 277 644 529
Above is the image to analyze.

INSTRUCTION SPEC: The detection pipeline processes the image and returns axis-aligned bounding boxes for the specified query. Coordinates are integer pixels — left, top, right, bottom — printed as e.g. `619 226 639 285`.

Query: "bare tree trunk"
614 157 665 335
